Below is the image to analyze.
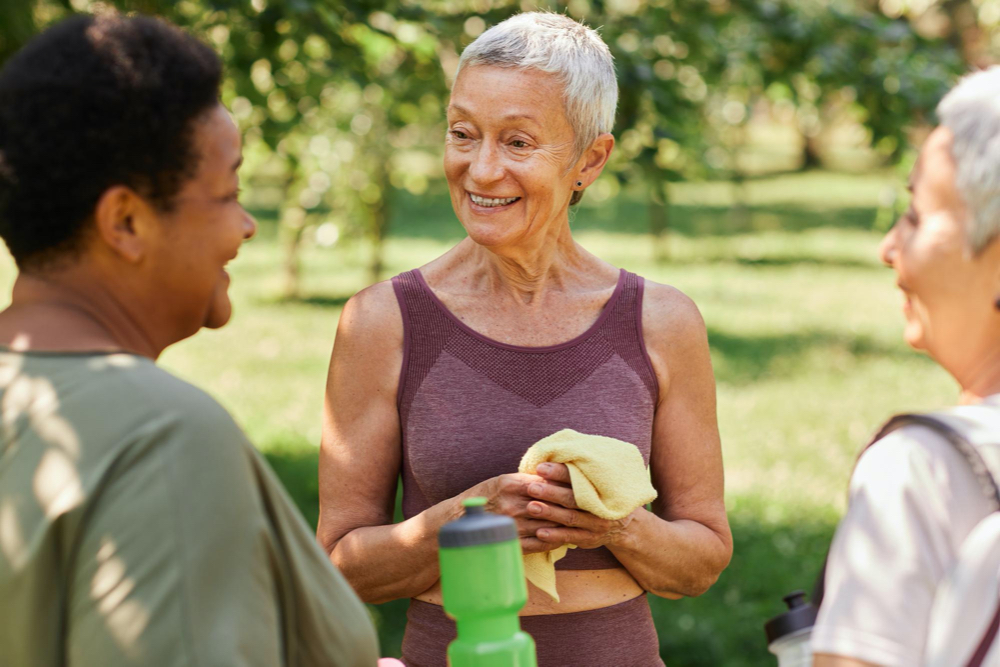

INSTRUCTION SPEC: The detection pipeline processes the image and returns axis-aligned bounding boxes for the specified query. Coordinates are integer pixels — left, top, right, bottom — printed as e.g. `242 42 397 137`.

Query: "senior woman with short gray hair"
317 13 732 666
813 67 1000 666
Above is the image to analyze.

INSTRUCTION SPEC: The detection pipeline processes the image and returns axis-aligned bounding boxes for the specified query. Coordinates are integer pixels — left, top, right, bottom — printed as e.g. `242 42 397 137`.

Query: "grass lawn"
0 170 957 664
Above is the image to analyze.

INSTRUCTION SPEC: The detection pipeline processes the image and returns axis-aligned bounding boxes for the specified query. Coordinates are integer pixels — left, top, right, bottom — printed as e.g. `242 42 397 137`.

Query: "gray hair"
456 12 617 173
937 66 1000 253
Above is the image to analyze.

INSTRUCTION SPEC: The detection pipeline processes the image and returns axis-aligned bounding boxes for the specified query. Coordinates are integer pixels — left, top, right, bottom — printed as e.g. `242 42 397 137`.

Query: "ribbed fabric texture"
392 268 657 570
402 596 664 667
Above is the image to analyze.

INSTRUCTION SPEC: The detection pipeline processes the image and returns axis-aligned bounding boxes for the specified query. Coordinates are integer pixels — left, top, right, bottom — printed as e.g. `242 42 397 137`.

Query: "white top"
811 403 1000 665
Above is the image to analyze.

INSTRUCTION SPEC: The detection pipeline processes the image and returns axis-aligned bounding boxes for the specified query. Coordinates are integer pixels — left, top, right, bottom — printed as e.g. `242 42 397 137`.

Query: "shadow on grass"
263 443 834 664
288 295 353 308
383 188 880 242
254 294 353 309
708 327 928 386
728 256 876 270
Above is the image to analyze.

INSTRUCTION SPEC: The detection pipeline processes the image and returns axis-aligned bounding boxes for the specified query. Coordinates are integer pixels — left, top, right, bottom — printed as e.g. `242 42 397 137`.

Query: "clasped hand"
474 463 634 554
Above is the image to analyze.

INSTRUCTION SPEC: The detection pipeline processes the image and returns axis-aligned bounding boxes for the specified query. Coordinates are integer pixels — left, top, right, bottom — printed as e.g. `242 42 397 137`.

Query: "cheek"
444 149 467 180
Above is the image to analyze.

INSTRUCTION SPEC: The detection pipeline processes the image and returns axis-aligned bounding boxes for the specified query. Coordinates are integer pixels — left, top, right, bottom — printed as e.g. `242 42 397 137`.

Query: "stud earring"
994 297 1000 311
575 181 583 188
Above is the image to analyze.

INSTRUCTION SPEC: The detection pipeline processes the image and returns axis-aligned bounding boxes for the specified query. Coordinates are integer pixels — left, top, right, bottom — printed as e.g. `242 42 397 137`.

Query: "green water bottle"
438 497 538 667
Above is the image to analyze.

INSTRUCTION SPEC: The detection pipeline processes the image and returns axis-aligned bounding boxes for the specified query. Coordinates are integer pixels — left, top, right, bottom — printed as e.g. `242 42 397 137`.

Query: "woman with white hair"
813 67 1000 666
317 12 732 666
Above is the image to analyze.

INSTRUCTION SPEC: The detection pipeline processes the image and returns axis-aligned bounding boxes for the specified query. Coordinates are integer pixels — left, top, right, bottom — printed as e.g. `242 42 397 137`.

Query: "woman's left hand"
524 462 636 549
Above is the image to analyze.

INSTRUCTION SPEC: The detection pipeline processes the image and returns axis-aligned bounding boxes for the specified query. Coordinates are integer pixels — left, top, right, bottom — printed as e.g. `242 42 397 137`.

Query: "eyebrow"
448 103 541 124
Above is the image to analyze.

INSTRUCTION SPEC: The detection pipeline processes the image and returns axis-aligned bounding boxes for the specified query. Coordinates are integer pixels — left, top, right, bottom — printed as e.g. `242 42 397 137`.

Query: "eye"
450 129 469 140
511 139 529 148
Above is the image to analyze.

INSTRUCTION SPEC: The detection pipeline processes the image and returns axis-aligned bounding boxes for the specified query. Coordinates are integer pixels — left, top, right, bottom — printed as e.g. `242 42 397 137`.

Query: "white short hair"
455 12 617 161
937 66 1000 253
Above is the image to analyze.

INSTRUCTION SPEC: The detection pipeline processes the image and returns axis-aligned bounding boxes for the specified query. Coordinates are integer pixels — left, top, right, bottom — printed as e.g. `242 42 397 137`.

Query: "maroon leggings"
401 595 664 667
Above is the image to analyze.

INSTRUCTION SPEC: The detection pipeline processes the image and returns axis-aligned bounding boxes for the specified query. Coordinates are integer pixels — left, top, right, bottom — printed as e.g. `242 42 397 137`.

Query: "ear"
92 186 154 263
573 133 615 188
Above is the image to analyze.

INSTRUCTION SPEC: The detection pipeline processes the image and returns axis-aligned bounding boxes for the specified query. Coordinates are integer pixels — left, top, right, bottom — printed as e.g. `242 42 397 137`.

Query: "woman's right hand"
464 474 566 554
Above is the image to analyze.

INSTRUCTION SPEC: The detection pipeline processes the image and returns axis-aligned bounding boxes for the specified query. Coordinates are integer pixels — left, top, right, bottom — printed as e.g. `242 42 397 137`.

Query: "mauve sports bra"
391 268 658 570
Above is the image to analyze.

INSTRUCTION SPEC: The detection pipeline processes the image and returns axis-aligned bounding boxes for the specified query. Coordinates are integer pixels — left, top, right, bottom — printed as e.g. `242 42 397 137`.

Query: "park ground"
0 170 957 664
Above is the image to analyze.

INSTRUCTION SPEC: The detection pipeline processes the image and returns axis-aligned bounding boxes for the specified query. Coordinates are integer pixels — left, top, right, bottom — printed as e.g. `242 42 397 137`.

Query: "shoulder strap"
814 412 1000 608
868 414 1000 511
878 415 1000 667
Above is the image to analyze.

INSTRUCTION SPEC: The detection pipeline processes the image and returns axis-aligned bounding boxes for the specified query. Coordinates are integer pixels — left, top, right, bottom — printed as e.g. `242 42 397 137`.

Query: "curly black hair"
0 12 222 269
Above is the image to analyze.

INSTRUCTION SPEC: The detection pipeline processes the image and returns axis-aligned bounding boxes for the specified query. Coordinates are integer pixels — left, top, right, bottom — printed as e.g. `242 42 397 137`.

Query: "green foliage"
0 0 966 274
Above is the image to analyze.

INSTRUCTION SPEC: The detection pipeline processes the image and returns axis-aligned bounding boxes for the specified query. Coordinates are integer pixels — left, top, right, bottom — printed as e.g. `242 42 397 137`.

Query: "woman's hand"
465 473 569 555
523 463 636 549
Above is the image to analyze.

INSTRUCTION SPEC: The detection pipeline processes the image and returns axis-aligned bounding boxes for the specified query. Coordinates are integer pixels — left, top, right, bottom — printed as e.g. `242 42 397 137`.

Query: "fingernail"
538 529 550 538
529 502 542 514
538 463 551 474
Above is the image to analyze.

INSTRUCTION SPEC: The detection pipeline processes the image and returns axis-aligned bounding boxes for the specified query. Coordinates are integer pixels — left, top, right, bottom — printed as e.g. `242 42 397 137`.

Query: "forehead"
448 65 568 129
191 103 241 173
911 126 962 210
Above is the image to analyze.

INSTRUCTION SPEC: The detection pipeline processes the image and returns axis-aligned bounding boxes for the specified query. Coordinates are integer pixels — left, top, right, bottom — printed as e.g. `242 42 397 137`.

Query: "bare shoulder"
640 279 708 352
336 279 403 351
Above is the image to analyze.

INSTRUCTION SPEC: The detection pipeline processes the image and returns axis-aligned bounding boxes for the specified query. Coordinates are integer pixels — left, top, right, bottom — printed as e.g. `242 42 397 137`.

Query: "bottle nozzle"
782 591 808 610
462 497 488 515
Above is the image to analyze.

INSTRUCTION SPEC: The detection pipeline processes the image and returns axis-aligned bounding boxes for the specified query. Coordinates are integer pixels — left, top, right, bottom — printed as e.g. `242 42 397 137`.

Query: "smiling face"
148 103 256 336
444 65 584 248
878 126 1000 363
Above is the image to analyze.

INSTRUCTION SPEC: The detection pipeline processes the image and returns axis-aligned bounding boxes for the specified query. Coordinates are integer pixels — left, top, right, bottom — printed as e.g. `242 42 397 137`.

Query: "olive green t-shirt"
0 351 379 666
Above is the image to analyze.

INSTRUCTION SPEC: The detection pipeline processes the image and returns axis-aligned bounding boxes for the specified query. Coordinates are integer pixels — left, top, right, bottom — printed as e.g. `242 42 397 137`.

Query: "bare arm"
531 282 732 598
317 281 560 604
316 282 448 603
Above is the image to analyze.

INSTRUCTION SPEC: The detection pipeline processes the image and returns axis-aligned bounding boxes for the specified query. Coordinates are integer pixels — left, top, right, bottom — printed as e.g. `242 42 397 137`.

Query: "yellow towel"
517 429 658 602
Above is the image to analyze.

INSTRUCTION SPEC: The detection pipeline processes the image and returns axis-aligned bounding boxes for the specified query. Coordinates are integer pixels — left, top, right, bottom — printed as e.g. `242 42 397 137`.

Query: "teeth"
470 193 519 207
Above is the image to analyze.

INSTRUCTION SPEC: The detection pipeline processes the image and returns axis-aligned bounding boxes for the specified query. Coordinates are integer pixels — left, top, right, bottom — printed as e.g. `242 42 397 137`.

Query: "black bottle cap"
438 497 517 548
764 590 818 644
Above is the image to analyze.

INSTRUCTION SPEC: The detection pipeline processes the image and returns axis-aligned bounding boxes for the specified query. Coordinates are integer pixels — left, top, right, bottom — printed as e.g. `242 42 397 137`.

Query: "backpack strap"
874 416 1000 667
869 414 1000 511
813 413 1000 627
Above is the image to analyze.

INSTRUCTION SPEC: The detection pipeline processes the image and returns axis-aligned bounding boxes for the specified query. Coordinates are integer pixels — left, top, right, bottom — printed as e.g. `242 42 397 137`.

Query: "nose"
242 208 258 241
468 140 504 186
878 220 899 267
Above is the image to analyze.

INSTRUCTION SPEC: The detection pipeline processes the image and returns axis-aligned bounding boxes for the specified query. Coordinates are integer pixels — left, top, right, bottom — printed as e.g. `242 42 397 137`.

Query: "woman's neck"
1 269 161 359
947 340 1000 404
466 220 589 304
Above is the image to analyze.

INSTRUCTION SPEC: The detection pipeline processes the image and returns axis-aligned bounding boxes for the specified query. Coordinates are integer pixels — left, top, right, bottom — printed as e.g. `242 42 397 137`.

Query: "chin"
203 300 233 330
461 220 523 248
902 324 926 351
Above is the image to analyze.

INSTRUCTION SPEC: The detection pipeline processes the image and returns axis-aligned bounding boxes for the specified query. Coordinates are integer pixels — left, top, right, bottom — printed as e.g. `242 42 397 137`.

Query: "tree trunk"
801 135 822 169
282 221 305 301
279 166 303 301
729 125 750 229
368 199 388 286
367 158 391 286
647 178 670 263
941 0 986 67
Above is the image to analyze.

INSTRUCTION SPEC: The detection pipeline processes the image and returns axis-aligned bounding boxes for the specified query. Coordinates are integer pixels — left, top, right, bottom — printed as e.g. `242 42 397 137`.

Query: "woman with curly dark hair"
0 13 378 666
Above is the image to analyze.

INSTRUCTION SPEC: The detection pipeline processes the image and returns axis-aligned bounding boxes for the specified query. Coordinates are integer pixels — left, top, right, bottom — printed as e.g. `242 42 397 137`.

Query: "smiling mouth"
468 192 521 208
